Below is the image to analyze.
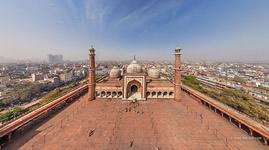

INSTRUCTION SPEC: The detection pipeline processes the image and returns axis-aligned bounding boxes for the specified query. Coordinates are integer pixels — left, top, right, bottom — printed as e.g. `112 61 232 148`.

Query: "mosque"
88 46 182 102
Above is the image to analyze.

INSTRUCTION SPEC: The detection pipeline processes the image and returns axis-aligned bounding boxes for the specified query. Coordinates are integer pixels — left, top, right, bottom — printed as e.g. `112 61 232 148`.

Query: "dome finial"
89 45 95 52
127 55 142 73
175 45 181 50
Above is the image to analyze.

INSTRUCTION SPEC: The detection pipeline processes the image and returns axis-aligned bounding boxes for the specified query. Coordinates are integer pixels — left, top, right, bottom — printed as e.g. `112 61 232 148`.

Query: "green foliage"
72 82 76 87
1 83 48 107
38 88 71 106
183 75 202 92
183 75 269 126
27 88 71 111
0 84 77 123
184 76 200 85
202 88 269 126
82 80 89 85
0 107 28 124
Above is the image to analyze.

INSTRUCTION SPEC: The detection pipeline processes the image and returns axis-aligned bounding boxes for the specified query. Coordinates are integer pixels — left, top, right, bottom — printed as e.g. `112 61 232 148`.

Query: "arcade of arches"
95 90 174 99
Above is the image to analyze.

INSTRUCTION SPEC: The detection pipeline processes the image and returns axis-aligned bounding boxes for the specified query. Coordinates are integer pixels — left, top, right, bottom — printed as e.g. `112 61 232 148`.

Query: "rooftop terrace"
4 93 266 150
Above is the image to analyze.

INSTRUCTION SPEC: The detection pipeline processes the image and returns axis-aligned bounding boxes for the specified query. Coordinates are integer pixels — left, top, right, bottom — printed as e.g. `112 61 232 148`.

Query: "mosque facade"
88 46 182 101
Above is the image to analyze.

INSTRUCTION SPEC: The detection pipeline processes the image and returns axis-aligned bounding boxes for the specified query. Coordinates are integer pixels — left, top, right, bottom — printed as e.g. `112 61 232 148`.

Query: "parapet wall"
181 85 269 146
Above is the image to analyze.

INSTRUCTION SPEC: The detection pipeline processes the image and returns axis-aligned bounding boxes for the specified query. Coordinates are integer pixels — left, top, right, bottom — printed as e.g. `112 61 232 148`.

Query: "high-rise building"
48 54 63 63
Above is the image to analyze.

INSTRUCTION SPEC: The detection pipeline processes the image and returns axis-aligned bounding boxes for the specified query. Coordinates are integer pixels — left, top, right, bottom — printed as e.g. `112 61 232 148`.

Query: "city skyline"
0 0 269 62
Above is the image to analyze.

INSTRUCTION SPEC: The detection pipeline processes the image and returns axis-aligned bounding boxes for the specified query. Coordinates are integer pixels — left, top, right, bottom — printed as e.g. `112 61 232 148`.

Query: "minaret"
174 45 182 102
88 45 96 101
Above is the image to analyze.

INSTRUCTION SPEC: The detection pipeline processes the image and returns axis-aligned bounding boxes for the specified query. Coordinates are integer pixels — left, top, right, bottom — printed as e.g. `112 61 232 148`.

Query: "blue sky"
0 0 269 62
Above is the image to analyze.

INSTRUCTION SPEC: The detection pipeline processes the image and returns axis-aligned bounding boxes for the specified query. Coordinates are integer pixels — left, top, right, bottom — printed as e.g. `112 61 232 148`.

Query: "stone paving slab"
3 93 267 150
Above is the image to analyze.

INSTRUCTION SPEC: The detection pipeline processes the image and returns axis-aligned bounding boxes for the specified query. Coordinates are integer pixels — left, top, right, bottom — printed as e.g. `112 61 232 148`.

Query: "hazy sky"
0 0 269 62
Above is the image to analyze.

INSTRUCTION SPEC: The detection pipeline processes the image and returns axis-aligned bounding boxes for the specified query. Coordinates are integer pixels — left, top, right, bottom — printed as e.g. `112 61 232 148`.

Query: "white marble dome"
148 66 160 78
127 59 142 73
110 66 121 78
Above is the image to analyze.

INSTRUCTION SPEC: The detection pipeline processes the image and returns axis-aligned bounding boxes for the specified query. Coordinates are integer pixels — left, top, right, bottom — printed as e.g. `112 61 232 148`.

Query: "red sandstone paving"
3 93 266 150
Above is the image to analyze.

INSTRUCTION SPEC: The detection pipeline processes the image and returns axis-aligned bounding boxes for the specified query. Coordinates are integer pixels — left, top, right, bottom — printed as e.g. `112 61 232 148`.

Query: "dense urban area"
0 58 269 126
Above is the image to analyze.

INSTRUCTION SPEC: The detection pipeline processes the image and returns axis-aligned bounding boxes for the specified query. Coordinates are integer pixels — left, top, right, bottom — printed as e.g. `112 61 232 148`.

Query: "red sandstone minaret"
88 45 96 101
174 45 182 102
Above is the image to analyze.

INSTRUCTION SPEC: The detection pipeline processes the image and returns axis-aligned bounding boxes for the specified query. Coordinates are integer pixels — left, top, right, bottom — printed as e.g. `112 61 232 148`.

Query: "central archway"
131 85 138 92
127 80 142 99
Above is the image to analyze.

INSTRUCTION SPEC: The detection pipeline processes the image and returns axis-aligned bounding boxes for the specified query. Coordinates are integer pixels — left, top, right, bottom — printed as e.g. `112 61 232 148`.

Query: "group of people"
125 106 146 115
125 107 131 112
125 100 140 113
124 101 155 116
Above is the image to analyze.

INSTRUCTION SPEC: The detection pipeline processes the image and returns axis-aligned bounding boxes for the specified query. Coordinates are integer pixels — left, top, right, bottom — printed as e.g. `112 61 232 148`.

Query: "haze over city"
0 0 269 62
1 1 269 149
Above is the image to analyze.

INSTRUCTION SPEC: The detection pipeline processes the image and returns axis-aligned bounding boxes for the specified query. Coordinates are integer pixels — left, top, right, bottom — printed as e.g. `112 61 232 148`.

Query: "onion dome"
148 66 160 78
127 58 142 73
110 66 121 78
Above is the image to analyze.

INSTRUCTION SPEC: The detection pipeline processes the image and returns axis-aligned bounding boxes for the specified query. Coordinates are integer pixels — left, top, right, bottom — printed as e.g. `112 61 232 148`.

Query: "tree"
72 82 76 87
0 107 28 123
183 75 202 92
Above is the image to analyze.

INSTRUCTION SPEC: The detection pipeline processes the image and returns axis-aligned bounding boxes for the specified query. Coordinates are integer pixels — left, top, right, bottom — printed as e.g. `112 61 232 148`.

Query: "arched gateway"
126 79 142 99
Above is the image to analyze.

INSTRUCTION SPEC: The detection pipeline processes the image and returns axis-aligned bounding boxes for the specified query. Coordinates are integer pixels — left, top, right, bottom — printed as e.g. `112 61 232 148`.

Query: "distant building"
60 72 72 82
32 73 44 82
2 66 8 71
196 76 229 90
48 54 63 63
261 83 269 87
26 66 38 71
53 77 60 87
248 90 269 101
0 84 7 91
161 68 166 74
81 69 87 77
